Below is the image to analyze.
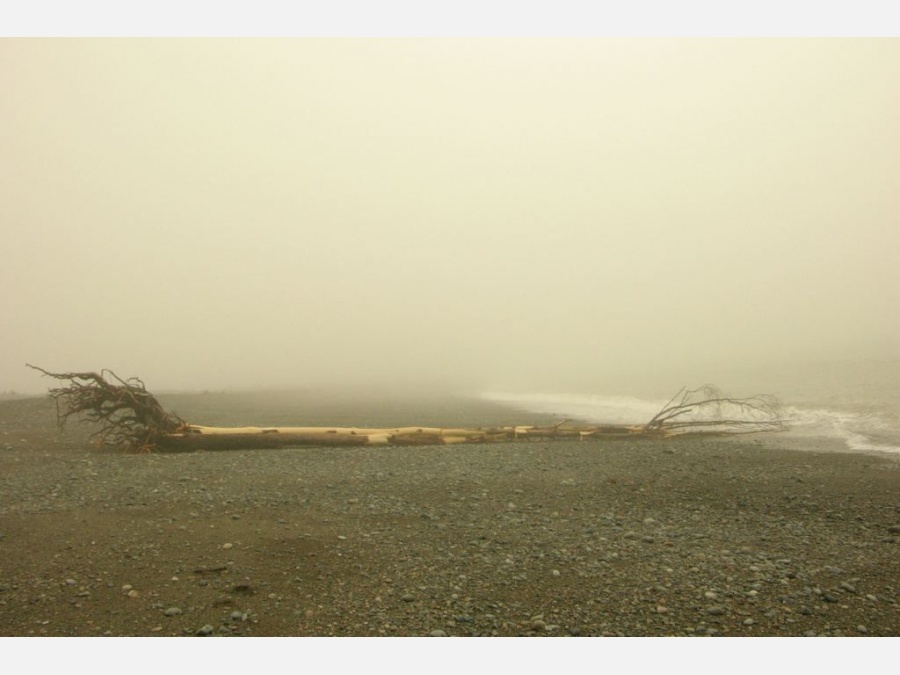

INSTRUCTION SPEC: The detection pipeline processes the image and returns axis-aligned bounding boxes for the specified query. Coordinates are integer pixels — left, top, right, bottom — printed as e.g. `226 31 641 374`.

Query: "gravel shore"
1 393 898 637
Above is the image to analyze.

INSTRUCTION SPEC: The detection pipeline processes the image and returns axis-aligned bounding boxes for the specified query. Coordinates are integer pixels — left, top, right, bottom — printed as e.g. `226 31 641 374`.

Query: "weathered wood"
160 431 372 451
29 366 788 452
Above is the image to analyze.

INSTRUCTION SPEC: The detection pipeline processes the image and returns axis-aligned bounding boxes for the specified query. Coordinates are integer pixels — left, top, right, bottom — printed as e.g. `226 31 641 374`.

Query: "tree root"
26 364 186 452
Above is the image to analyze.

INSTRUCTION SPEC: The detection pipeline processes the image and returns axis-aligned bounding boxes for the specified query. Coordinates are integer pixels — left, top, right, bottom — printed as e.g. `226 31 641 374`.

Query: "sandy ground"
1 392 898 638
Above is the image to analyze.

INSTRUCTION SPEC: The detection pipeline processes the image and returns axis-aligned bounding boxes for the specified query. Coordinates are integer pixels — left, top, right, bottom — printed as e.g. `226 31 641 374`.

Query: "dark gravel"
1 394 898 637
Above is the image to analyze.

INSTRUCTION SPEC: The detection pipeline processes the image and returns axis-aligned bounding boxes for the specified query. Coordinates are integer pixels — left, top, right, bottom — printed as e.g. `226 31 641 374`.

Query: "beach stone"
196 624 214 636
164 607 182 616
401 593 415 602
430 629 447 637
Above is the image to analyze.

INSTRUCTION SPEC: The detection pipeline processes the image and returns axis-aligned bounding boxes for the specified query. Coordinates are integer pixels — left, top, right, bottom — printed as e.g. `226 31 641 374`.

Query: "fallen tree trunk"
29 366 787 452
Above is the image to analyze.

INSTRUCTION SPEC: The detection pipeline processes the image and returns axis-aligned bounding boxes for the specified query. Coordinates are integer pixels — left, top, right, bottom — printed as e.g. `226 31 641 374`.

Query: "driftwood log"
28 366 787 453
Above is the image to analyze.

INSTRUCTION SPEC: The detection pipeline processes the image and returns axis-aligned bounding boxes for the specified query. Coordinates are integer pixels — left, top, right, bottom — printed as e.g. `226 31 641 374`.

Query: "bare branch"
643 384 786 436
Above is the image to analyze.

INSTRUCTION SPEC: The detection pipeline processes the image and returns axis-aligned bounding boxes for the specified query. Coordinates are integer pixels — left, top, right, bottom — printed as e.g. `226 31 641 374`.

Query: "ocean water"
481 358 900 458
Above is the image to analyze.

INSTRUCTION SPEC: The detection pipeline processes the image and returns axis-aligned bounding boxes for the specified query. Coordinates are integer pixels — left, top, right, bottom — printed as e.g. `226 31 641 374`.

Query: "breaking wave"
480 391 900 456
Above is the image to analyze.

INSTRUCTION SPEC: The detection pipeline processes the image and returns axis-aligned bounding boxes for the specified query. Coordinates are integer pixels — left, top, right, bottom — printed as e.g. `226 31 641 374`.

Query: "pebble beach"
1 392 898 637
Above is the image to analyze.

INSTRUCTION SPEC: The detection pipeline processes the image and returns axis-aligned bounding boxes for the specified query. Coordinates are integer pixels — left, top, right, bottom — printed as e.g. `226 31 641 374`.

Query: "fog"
2 39 898 396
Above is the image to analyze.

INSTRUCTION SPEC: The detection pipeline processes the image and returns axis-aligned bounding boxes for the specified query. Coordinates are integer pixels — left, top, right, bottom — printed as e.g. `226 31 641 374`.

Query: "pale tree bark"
28 367 787 452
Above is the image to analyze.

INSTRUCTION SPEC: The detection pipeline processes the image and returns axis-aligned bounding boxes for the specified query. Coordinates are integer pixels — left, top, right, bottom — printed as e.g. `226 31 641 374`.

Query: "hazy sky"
2 39 898 394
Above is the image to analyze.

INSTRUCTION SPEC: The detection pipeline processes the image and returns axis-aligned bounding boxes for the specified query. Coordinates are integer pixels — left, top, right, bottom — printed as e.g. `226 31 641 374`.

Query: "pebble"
430 629 447 637
401 593 415 602
222 543 233 550
164 607 182 616
706 606 726 616
196 624 214 636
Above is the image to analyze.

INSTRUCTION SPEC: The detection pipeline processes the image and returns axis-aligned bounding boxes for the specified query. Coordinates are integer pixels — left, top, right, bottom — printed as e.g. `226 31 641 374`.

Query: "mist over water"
483 358 900 456
2 40 898 409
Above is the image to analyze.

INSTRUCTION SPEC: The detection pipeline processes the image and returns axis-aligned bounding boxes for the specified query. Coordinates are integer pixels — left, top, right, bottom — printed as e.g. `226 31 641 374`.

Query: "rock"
222 543 233 550
706 606 726 616
401 593 415 602
839 581 857 593
164 607 183 616
430 629 447 637
196 624 214 636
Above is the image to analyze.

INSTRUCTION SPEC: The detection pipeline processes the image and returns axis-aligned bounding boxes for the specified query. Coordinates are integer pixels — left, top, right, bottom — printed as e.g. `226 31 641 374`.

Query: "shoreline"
1 395 898 637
